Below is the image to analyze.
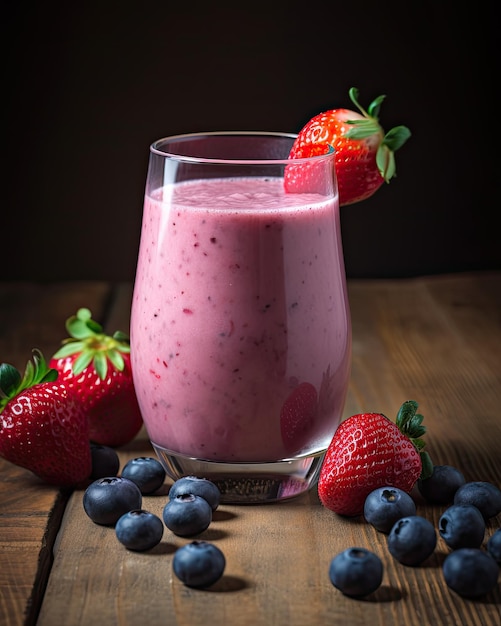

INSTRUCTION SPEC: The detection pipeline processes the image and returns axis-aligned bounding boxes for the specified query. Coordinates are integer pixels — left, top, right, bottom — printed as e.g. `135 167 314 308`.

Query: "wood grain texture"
1 274 500 626
0 282 112 626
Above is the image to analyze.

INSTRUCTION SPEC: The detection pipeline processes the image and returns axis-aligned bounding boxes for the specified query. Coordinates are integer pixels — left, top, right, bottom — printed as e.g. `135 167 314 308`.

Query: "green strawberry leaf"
113 330 130 345
52 340 87 359
384 125 411 152
376 145 395 181
92 352 108 380
0 363 21 397
412 437 426 451
348 87 385 120
0 349 58 412
395 400 433 469
107 350 125 372
72 350 94 375
116 344 131 355
367 94 386 120
420 450 434 480
345 119 381 140
52 308 132 380
396 400 418 428
346 87 411 184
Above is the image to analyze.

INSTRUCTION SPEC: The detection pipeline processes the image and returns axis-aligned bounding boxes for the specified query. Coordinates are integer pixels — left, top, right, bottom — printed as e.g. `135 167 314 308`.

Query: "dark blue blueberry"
328 548 383 597
439 504 485 550
121 456 166 495
168 475 221 511
163 494 212 536
417 464 465 504
453 481 501 520
443 548 499 598
90 443 120 479
387 515 437 566
115 509 164 551
486 528 501 565
83 477 142 526
173 541 226 588
364 486 417 533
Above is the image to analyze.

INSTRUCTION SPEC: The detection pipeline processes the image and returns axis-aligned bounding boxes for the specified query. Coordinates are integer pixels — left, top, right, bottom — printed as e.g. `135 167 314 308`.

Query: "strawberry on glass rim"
285 87 411 205
50 308 143 448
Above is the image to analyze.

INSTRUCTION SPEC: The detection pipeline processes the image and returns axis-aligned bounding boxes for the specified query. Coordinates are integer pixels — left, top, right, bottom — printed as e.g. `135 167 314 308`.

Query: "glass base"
152 442 325 504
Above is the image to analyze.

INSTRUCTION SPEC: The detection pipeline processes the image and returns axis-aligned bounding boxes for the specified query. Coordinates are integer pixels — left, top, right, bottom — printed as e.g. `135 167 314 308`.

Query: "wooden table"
1 273 500 626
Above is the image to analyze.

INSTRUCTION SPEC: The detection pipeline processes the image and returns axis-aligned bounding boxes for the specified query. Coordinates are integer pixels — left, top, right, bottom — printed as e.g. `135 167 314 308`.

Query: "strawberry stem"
395 400 433 480
52 308 130 380
346 87 411 183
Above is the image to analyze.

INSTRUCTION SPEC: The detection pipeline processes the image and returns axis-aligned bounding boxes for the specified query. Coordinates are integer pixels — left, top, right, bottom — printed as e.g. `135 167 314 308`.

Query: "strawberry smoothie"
130 176 351 464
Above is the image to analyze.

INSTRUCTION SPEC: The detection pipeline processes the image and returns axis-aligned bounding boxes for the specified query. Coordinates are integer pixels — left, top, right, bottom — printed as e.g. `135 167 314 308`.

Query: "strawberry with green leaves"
0 349 91 486
318 400 433 517
285 87 411 206
50 308 143 448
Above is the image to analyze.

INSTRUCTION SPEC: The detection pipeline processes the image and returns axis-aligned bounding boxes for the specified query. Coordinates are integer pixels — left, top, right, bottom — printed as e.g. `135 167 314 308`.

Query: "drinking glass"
130 131 351 503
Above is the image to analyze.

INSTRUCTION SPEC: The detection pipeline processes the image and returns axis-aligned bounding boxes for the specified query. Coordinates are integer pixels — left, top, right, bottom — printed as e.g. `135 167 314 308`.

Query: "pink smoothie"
130 177 351 463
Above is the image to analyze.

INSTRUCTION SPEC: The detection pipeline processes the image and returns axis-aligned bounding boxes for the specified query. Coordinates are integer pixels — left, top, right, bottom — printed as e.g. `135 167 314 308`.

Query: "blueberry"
163 494 212 536
439 504 485 550
83 477 142 526
121 456 166 494
328 548 383 597
486 528 501 565
90 443 120 479
417 464 465 504
364 486 417 533
453 481 501 520
173 541 226 588
115 509 164 551
168 475 221 511
443 548 499 598
387 515 437 566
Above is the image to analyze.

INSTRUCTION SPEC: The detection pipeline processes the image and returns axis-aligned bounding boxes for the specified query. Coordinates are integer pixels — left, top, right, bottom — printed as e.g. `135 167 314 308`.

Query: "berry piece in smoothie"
280 382 318 454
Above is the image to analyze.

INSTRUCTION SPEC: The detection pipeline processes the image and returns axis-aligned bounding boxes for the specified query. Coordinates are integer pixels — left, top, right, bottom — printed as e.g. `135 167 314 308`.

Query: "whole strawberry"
318 400 432 517
50 308 143 447
0 349 91 486
285 87 411 205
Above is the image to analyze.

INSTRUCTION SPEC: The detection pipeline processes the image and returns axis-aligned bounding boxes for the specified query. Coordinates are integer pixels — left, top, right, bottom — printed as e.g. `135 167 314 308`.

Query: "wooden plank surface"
1 274 500 626
0 282 113 626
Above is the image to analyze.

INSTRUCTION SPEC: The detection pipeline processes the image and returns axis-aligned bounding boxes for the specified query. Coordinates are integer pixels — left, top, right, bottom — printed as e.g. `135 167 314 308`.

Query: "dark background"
3 1 498 282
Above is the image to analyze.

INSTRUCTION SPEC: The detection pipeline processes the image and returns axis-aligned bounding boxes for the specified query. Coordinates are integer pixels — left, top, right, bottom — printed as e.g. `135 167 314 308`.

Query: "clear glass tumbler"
130 131 351 503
